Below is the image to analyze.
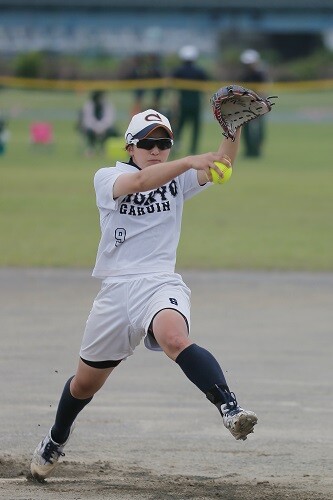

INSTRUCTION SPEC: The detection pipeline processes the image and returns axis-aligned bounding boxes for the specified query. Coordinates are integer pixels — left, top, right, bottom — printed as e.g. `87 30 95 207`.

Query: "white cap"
240 49 260 64
179 45 199 61
125 109 173 144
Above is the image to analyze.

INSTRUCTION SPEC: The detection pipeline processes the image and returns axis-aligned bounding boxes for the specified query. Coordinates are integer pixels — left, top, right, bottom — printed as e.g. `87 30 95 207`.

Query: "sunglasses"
130 138 174 150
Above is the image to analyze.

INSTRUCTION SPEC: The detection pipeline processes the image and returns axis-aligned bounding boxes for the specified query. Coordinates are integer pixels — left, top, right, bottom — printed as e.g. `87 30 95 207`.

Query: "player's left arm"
217 128 241 166
196 128 241 185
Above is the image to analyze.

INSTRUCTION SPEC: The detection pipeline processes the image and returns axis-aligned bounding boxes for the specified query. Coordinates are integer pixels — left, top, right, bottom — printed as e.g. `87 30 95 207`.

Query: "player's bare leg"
71 359 116 399
152 308 191 360
30 361 117 481
153 309 257 441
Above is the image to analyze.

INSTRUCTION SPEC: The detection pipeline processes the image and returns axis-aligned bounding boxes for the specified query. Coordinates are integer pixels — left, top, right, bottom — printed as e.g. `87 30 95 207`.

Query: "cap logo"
145 113 163 122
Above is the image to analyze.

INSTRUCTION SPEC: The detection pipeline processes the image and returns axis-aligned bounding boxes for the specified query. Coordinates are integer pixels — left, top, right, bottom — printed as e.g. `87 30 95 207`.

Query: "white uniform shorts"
80 272 191 362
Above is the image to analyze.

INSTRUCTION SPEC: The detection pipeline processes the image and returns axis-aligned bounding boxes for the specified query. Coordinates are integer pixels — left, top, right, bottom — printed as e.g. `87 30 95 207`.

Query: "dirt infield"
0 268 332 500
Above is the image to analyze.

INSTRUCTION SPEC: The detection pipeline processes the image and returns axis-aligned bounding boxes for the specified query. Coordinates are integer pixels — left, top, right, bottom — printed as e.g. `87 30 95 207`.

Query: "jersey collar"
127 158 141 171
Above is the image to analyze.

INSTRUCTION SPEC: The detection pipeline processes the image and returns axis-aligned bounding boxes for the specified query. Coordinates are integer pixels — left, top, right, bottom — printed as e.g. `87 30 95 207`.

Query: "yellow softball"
210 161 233 184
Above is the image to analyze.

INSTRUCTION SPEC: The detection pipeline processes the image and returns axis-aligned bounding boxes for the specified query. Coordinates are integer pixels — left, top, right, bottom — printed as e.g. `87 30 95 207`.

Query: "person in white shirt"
31 108 257 482
79 90 118 156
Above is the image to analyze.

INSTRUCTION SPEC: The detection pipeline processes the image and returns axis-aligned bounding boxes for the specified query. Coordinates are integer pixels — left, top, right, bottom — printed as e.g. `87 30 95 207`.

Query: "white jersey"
92 161 209 278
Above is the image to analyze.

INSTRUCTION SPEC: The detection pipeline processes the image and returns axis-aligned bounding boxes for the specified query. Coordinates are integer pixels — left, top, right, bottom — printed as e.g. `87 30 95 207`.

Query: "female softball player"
31 108 257 481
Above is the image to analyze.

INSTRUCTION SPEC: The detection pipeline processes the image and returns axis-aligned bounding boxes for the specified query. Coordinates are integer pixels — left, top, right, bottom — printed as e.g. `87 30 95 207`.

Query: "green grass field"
1 87 332 270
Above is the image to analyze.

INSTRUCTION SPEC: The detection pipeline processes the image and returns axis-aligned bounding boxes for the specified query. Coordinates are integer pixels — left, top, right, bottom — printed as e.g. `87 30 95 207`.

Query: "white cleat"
222 404 258 440
30 426 73 482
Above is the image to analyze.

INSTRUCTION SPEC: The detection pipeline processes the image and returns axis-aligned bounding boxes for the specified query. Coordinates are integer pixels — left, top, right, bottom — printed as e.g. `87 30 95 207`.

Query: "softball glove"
210 84 277 141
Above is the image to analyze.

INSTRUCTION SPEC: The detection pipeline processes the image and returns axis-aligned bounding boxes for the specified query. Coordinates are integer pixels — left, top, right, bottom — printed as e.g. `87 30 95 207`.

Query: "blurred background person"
240 49 270 158
172 45 209 154
124 53 164 116
78 90 119 157
0 112 9 155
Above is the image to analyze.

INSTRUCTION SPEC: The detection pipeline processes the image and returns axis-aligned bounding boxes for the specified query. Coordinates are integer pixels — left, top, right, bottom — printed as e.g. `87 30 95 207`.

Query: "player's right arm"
113 152 225 199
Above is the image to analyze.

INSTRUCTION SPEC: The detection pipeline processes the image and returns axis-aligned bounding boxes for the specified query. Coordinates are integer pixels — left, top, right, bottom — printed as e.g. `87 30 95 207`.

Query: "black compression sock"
175 344 229 395
51 376 93 444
